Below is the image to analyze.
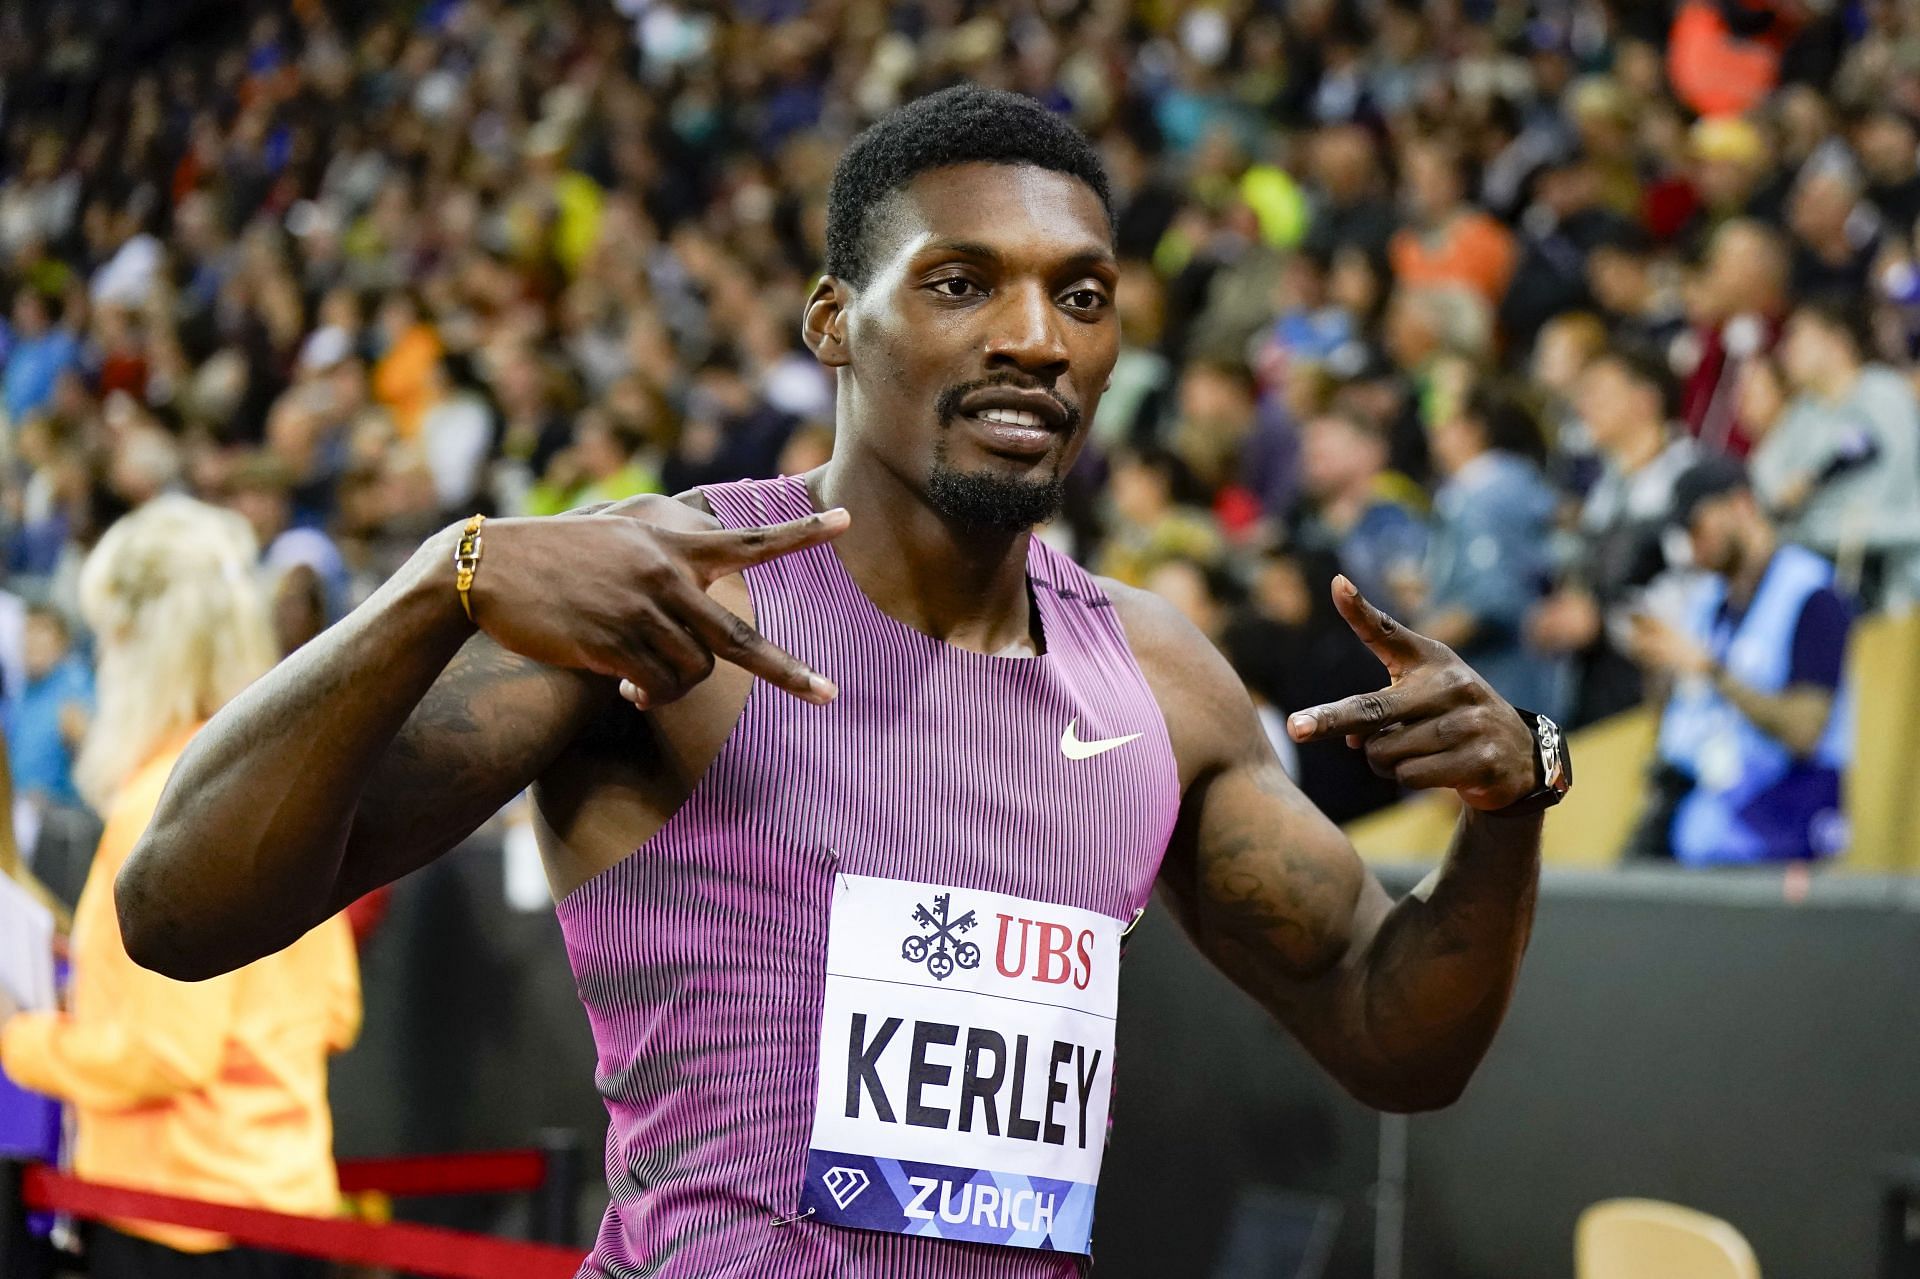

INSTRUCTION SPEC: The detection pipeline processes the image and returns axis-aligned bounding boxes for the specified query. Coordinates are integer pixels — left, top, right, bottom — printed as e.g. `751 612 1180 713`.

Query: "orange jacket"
1390 211 1517 305
0 729 361 1252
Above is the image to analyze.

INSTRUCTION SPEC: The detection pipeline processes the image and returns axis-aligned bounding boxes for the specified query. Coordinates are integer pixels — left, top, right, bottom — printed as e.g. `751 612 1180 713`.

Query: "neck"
1323 479 1374 531
1813 361 1860 401
811 454 1040 656
1613 422 1666 473
1727 528 1776 607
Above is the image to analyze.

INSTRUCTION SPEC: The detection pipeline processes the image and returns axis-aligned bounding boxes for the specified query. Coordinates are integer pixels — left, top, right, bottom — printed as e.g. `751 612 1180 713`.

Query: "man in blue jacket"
1627 455 1853 863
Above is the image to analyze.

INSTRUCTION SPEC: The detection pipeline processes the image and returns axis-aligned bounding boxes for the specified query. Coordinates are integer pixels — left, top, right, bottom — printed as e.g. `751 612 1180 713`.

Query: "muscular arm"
1710 670 1833 758
1121 580 1541 1113
119 494 846 981
117 528 601 980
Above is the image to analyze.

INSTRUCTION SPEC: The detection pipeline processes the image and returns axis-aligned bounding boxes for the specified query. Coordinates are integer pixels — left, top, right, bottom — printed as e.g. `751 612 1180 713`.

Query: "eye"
929 276 983 299
1062 287 1109 313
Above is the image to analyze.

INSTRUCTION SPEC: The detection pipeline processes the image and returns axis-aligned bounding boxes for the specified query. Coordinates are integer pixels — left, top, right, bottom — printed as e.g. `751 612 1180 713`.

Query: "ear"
802 275 852 369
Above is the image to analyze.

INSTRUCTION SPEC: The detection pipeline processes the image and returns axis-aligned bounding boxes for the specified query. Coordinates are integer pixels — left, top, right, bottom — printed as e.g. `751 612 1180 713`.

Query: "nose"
982 280 1069 380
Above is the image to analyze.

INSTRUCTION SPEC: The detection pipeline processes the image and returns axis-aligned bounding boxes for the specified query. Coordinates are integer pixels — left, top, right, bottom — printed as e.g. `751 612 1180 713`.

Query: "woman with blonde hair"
0 495 360 1279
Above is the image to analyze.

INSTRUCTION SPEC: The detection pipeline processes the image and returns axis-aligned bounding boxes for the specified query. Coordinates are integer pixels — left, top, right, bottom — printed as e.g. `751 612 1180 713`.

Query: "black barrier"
0 1158 55 1279
531 1128 585 1247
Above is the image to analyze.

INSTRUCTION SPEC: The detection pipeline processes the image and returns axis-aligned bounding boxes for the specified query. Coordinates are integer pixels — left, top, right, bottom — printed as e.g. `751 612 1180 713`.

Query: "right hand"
1526 589 1600 653
465 500 851 708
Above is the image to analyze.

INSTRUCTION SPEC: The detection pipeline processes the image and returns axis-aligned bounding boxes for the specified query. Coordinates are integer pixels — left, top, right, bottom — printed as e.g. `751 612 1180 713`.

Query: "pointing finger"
1330 574 1426 676
669 580 838 704
1288 686 1405 743
683 508 851 582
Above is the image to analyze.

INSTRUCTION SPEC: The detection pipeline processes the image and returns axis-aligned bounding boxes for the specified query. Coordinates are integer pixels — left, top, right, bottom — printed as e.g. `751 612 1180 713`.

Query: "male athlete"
117 87 1567 1278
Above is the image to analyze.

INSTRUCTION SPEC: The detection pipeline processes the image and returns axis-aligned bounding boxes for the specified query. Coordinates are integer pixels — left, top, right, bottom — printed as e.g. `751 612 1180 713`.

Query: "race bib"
798 873 1123 1255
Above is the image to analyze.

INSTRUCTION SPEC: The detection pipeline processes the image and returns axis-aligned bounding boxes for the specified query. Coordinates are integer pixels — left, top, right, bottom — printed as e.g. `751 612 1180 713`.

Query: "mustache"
934 377 1082 434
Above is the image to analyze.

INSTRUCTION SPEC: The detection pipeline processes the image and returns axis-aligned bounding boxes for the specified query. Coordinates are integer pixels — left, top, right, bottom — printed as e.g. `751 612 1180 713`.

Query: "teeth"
978 408 1045 428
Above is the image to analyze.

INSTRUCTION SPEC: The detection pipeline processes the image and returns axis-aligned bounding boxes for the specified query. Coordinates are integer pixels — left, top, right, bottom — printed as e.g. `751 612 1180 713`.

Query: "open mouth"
963 407 1058 457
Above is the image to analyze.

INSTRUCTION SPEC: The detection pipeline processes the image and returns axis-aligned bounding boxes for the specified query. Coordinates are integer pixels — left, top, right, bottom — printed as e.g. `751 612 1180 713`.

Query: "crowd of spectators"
0 0 1914 852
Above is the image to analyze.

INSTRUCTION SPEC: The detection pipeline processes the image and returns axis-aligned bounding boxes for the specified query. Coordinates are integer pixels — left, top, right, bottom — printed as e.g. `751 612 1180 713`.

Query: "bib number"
798 873 1123 1254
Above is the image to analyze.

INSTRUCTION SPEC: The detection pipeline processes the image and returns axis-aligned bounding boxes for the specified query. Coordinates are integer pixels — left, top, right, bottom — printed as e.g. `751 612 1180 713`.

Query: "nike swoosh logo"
1060 718 1142 761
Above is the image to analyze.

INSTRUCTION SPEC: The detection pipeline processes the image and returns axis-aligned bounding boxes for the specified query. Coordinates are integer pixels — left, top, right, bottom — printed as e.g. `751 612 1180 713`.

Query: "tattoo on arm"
333 637 599 904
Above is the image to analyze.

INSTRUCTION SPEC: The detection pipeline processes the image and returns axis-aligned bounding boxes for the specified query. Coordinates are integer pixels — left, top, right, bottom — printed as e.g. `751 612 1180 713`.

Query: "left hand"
1286 576 1537 812
1626 611 1715 678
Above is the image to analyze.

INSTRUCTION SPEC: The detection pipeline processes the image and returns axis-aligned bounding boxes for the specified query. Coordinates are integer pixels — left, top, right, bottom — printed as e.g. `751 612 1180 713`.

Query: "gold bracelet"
453 514 486 622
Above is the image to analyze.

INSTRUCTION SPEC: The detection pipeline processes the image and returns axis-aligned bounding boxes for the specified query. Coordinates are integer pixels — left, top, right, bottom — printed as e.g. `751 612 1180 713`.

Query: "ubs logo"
900 892 981 981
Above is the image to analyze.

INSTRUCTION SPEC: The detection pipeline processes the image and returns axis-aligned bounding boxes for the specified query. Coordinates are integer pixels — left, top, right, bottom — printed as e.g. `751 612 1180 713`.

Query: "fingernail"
809 673 838 701
1289 713 1312 735
823 507 850 525
1338 575 1358 598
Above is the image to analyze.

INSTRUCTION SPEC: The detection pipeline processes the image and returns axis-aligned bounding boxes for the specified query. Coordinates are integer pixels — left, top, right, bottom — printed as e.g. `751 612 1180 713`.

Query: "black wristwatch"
1488 707 1572 817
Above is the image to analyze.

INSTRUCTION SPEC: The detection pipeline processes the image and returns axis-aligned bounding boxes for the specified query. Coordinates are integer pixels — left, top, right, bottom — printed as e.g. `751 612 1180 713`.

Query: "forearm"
117 529 474 978
1354 807 1541 1109
1711 669 1831 757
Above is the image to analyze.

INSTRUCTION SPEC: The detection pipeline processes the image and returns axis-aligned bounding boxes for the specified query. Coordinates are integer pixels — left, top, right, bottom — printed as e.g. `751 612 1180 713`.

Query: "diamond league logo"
900 892 981 981
823 1165 871 1209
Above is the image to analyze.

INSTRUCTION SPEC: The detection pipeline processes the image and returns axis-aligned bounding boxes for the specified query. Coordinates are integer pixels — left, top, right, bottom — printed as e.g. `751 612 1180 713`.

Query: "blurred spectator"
1667 0 1792 119
1096 447 1222 588
1415 384 1560 716
0 497 359 1278
1628 457 1852 864
2 604 92 810
3 291 80 425
1390 135 1518 307
1755 302 1920 608
1166 360 1261 514
1091 261 1173 449
413 356 496 519
1530 346 1699 726
0 0 1910 863
1529 310 1611 491
1500 152 1632 351
662 352 797 493
1585 223 1688 357
1684 115 1788 240
527 407 662 516
1295 409 1428 609
1856 108 1920 233
1787 165 1881 304
1680 219 1789 456
369 290 441 441
1302 125 1399 262
1223 544 1402 825
223 452 351 623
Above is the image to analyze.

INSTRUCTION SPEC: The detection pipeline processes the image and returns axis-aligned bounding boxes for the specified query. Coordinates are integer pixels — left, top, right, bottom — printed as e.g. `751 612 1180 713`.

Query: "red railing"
1 1144 591 1279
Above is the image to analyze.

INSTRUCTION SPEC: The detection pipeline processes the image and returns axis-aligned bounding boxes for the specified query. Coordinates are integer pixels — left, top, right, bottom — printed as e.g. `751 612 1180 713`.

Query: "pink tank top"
556 475 1181 1277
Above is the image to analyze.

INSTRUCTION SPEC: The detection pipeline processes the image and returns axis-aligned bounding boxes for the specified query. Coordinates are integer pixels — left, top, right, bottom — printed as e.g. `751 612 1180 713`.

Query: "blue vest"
1656 545 1852 864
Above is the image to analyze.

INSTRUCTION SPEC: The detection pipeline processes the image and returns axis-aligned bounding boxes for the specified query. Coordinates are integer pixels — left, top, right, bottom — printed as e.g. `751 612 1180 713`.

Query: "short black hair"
824 84 1114 286
1791 299 1870 358
1593 341 1678 419
1462 382 1547 465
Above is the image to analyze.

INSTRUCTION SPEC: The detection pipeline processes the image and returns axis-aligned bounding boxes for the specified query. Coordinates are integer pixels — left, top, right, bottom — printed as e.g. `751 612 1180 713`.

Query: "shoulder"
562 489 720 532
1856 366 1920 420
1104 577 1256 787
1796 582 1854 635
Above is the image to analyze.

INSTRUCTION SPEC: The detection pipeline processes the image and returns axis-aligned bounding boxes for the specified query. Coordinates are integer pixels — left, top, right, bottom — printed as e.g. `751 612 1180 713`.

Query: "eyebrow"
919 239 1118 274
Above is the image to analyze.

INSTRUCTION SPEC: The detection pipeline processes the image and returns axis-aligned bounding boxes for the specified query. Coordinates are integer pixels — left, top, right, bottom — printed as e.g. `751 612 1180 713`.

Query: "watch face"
1537 715 1567 790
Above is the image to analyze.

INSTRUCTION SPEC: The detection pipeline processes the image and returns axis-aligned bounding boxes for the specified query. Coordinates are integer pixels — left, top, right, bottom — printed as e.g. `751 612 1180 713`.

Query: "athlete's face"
806 162 1120 530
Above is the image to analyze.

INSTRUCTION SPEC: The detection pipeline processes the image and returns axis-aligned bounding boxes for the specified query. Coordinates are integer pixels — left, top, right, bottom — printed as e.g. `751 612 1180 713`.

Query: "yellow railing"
1343 611 1920 871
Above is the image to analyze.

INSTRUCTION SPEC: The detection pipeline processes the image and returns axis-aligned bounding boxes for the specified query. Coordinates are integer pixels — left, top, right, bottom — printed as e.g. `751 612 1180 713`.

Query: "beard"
924 379 1078 532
